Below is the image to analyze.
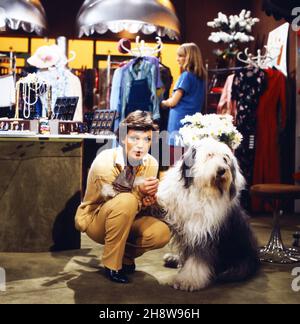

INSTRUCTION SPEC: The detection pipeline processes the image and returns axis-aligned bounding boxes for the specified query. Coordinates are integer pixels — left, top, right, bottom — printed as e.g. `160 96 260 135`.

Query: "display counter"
0 133 115 252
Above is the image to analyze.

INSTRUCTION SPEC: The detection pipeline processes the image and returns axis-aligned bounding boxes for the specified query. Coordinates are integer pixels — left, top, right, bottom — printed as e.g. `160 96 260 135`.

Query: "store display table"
0 134 115 252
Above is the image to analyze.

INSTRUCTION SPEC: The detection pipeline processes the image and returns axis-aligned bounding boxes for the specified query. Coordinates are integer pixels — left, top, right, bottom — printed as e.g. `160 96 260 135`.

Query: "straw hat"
27 45 67 69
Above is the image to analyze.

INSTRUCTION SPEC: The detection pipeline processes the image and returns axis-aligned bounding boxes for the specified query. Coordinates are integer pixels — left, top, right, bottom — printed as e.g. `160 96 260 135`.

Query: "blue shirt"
110 58 161 123
168 71 205 146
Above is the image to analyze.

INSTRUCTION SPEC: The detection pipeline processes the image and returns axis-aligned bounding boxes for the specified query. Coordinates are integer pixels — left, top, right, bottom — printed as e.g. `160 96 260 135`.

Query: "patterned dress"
231 67 267 209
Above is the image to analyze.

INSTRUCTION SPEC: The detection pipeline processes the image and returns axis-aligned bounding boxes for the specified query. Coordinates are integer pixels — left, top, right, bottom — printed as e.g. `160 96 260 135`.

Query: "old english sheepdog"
157 138 260 292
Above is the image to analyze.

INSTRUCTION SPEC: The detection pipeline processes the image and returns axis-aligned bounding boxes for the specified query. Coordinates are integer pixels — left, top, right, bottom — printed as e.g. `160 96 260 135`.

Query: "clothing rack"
237 46 279 69
208 66 245 73
105 37 163 111
205 63 246 114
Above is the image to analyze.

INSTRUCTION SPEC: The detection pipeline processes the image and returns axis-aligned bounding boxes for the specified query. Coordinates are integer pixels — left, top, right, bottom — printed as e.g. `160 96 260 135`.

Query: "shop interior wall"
181 0 253 67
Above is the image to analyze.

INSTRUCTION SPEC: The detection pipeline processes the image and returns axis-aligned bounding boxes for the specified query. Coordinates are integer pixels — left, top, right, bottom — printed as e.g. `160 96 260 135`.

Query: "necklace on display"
15 73 52 120
37 68 69 114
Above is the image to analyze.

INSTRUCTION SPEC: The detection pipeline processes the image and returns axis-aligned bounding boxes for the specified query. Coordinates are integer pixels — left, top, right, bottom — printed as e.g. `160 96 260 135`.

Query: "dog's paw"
163 253 180 269
171 275 208 292
171 276 200 292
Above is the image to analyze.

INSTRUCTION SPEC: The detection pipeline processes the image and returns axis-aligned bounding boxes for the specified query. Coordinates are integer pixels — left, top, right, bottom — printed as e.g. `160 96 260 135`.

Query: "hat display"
27 45 66 69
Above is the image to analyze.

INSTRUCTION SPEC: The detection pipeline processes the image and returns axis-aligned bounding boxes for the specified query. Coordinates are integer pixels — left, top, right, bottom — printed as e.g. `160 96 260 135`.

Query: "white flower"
208 33 221 43
207 21 216 28
245 25 252 33
245 10 251 19
179 113 243 150
234 32 253 42
218 12 228 24
207 9 259 47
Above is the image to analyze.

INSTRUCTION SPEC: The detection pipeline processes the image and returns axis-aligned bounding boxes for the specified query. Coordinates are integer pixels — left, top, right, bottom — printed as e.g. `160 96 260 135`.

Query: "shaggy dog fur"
157 138 260 292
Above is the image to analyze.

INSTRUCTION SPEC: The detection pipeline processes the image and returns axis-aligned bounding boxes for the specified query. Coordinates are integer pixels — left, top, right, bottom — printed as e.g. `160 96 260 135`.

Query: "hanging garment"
98 68 110 109
160 64 173 100
110 67 123 111
217 74 237 121
146 56 164 89
120 58 160 121
38 68 83 121
252 68 287 212
159 64 173 131
0 75 15 107
81 69 95 112
110 57 161 127
125 78 152 116
120 56 163 89
231 67 267 210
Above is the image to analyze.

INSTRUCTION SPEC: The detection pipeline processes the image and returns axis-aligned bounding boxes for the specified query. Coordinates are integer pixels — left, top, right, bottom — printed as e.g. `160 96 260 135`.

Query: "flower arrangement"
207 10 259 63
179 113 243 150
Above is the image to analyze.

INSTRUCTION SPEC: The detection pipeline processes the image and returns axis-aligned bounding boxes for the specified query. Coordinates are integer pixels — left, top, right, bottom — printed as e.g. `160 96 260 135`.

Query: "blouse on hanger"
110 57 161 123
217 74 236 120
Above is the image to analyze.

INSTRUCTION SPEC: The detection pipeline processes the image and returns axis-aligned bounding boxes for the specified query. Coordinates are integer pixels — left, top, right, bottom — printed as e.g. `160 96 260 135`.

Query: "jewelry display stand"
0 119 39 134
90 110 117 135
15 74 52 120
52 97 79 121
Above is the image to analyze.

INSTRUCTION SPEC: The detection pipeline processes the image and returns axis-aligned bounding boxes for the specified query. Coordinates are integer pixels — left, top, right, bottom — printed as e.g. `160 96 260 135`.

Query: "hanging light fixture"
0 0 47 35
76 0 180 40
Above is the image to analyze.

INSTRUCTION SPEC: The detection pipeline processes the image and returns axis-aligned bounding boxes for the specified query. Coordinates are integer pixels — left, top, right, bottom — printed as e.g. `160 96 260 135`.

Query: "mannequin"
27 45 83 121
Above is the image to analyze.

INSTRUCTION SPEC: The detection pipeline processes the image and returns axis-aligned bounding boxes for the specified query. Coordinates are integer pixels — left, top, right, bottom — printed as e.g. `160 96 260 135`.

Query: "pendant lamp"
0 0 47 35
77 0 180 40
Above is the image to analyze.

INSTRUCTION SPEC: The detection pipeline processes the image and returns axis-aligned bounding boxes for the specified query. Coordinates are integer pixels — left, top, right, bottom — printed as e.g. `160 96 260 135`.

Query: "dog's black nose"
217 168 226 177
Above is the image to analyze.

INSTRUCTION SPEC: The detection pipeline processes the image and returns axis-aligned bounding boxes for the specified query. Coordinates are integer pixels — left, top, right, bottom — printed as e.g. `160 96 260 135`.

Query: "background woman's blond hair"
178 43 207 79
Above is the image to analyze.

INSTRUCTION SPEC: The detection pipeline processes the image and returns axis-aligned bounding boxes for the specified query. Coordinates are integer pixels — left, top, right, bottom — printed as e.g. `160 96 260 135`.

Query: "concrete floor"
0 215 300 304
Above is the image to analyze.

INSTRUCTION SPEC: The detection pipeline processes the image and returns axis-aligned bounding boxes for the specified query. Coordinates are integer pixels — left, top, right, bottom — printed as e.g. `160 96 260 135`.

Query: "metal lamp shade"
0 0 47 35
77 0 180 40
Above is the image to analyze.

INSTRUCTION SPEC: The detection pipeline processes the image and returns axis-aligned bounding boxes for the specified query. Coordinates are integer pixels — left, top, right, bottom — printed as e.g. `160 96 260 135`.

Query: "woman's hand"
139 177 159 197
160 89 184 109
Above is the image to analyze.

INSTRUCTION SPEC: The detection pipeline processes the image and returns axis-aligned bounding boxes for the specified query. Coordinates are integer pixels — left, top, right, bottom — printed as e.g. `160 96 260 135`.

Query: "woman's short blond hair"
178 43 207 79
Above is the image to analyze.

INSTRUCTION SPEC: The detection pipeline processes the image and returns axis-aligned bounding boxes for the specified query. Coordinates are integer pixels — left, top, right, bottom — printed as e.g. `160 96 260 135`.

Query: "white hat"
27 45 67 69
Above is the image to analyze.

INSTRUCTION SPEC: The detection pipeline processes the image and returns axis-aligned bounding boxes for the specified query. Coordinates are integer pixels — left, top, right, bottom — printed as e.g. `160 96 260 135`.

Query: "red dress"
252 68 287 212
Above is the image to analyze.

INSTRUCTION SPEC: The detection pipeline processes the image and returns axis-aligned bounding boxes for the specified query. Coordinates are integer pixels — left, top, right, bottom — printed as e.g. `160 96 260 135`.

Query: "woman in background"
161 43 206 165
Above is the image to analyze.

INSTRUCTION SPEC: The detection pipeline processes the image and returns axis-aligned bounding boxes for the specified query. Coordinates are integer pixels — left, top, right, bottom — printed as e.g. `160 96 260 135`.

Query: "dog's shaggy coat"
157 138 260 291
